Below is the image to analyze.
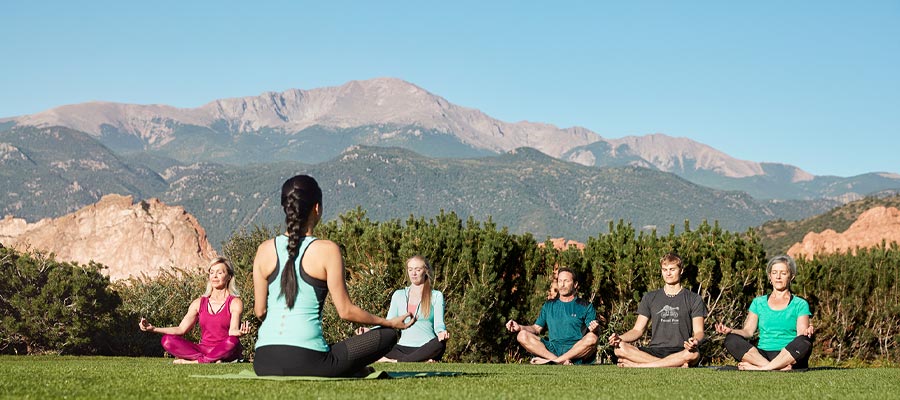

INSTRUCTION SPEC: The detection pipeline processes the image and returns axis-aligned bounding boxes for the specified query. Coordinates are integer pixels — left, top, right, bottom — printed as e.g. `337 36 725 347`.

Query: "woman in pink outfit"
139 257 250 364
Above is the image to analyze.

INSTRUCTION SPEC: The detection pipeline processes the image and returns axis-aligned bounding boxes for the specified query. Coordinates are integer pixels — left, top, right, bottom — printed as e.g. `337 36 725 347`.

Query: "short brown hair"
557 267 577 282
659 252 682 269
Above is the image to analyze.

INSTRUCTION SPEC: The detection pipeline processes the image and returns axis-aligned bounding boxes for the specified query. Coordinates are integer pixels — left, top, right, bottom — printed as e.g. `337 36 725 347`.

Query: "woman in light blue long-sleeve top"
360 255 449 362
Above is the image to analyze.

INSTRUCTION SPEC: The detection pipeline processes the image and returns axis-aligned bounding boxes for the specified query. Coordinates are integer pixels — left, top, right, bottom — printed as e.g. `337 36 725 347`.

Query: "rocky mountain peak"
607 133 767 178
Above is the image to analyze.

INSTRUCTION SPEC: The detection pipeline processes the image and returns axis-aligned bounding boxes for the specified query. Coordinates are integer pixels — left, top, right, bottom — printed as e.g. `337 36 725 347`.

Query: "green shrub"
110 268 206 356
0 247 121 355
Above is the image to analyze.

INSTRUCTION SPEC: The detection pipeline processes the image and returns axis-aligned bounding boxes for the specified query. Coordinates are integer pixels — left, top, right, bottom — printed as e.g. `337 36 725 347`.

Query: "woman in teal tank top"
252 175 415 377
715 255 815 370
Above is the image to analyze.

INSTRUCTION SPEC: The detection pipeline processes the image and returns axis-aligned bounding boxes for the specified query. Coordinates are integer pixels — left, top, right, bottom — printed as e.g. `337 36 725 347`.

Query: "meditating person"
608 252 707 368
715 255 815 371
505 267 599 365
358 255 449 362
139 257 250 364
251 174 414 377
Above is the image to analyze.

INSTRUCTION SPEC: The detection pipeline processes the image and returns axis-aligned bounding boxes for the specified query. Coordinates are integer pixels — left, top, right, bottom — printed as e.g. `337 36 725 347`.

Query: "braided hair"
280 175 322 309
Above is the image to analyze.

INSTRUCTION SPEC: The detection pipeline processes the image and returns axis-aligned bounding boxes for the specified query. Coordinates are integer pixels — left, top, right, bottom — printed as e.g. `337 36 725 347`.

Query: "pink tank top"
199 295 233 346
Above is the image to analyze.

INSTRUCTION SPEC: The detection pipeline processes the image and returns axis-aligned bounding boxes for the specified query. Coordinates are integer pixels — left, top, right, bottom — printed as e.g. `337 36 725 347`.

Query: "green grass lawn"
1 356 898 399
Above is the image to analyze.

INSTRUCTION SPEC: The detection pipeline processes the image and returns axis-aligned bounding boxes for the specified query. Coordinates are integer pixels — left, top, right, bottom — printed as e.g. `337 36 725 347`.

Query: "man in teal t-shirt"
505 268 599 365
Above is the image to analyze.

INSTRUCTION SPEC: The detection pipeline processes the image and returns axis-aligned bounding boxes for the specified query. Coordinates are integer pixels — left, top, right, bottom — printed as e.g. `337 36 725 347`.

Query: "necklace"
208 296 227 314
665 287 682 297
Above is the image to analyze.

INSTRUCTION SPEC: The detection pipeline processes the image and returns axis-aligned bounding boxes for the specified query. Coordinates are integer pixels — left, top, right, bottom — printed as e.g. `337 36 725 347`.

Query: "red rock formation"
788 206 900 260
0 194 217 281
538 237 586 251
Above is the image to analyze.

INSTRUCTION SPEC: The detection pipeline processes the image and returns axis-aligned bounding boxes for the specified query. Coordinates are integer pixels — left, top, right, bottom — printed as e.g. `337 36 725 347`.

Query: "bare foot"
738 362 761 370
558 359 573 366
530 357 555 365
618 359 638 368
375 357 397 363
173 359 198 365
425 359 437 363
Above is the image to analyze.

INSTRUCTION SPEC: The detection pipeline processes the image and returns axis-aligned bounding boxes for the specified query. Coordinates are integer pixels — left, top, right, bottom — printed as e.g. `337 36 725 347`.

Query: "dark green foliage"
111 269 207 357
0 247 121 355
4 208 898 364
794 243 900 362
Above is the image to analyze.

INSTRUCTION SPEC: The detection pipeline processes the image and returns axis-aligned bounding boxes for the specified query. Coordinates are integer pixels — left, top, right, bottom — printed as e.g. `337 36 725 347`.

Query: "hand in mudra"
138 318 154 332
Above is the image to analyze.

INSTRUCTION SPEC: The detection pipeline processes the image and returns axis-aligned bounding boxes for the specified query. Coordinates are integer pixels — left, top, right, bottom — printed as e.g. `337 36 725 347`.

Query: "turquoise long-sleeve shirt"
386 287 446 347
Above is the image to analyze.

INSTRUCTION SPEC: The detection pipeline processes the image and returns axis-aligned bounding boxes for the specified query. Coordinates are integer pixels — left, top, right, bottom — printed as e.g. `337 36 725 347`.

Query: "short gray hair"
766 255 797 277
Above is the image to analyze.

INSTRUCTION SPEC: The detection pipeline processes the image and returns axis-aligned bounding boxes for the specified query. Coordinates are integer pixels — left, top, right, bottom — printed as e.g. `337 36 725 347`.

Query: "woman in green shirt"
715 255 815 370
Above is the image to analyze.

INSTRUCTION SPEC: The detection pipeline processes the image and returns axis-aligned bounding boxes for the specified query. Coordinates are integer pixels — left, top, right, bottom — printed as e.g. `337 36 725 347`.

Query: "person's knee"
724 333 749 359
381 327 400 347
224 335 241 347
582 332 598 346
516 330 535 345
724 333 743 348
785 335 812 361
160 334 177 350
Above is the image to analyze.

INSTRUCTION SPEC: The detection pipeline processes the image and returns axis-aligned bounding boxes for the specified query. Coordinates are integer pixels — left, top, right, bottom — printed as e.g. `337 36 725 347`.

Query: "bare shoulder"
230 296 244 309
188 297 202 312
308 238 341 253
306 239 343 262
255 238 276 256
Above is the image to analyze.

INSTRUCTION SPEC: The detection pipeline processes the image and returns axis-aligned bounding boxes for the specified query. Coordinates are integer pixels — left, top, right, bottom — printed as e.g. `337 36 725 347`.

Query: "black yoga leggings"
254 328 399 377
724 333 812 369
383 337 447 362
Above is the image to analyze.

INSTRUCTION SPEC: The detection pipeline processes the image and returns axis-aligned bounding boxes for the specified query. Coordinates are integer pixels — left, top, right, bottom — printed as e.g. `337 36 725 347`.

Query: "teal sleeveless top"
255 235 329 352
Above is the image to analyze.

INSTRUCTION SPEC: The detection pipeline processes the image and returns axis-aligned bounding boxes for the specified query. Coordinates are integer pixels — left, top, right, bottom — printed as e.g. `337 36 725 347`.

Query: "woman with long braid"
252 175 414 377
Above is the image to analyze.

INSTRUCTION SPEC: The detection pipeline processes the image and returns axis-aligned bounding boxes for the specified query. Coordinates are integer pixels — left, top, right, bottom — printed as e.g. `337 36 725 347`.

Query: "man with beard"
505 268 599 365
608 253 707 367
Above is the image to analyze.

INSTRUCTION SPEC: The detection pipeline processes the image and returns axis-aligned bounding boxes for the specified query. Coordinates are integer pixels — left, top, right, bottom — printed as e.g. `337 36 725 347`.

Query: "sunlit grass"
1 356 898 399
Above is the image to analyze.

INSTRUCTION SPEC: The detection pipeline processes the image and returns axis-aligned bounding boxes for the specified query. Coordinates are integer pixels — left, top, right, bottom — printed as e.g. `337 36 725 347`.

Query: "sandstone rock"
538 237 586 251
0 194 217 281
787 206 900 260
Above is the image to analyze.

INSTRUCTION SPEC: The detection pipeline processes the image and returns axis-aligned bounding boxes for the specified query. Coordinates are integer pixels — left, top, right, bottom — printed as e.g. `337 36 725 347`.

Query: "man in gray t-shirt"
608 253 707 367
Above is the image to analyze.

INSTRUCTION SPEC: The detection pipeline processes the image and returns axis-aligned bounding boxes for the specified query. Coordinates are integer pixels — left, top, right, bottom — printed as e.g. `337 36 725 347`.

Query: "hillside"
0 125 167 220
156 146 839 247
757 191 900 256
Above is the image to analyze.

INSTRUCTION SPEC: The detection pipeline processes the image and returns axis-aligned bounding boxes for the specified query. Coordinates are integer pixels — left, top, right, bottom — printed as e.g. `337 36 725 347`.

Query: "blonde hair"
407 255 434 318
660 252 683 269
203 257 240 297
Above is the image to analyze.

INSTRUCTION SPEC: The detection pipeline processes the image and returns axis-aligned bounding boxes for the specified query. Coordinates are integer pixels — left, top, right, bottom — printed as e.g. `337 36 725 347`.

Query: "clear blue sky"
3 0 898 177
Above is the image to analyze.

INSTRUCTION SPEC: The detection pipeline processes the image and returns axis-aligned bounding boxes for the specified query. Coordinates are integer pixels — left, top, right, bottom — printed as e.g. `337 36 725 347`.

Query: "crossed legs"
516 330 598 365
613 342 699 368
160 334 242 364
724 333 811 371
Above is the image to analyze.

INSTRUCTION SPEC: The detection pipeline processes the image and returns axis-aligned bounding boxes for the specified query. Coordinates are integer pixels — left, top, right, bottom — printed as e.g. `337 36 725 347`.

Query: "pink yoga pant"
160 334 242 363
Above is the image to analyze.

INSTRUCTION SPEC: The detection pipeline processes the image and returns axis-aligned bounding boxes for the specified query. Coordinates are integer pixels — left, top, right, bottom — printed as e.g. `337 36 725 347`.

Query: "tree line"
1 209 897 365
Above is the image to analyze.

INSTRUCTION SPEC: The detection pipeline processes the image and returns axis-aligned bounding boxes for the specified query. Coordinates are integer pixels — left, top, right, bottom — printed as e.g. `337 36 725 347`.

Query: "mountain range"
2 78 898 247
